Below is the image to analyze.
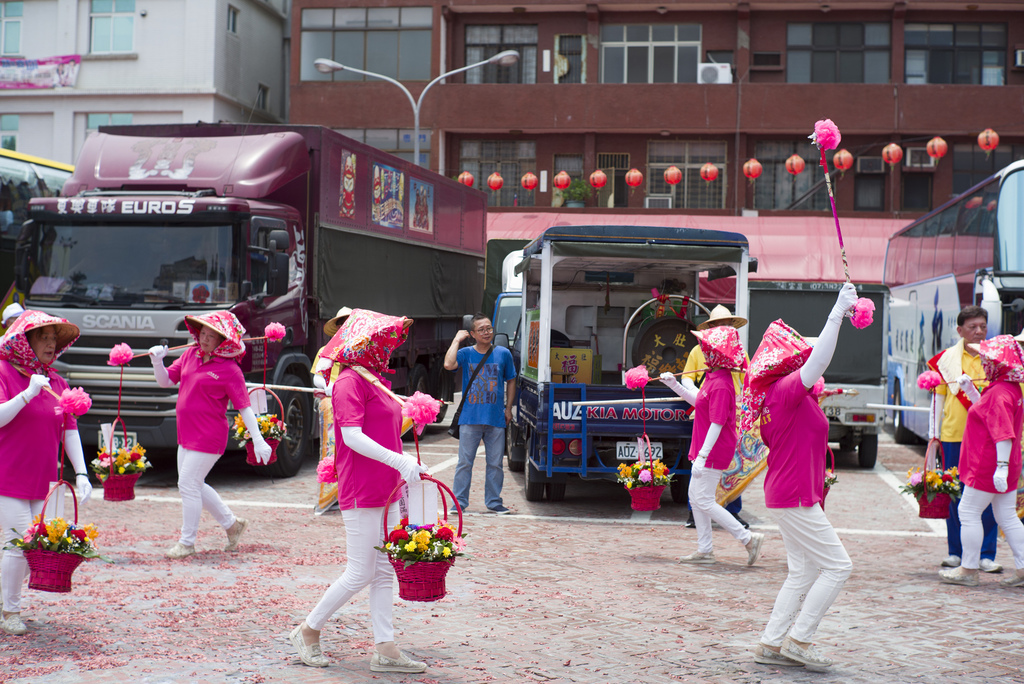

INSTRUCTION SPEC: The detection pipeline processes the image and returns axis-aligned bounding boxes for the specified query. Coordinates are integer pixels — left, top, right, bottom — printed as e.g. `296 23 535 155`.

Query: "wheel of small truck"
546 482 566 502
524 457 546 502
858 432 878 469
407 363 429 396
506 423 526 472
670 475 689 504
892 385 919 445
258 373 311 478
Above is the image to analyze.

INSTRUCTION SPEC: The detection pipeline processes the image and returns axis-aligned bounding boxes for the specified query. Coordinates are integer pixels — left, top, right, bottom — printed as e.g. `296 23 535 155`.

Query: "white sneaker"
370 650 427 673
678 550 716 564
1 613 27 636
225 518 249 552
753 643 803 667
781 637 833 668
745 532 765 566
940 555 961 567
979 558 1003 573
166 542 196 559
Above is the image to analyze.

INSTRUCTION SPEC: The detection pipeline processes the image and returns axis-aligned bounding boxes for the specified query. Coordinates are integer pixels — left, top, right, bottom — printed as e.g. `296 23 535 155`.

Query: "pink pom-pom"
402 391 441 435
625 365 650 390
264 322 286 341
59 387 92 416
851 298 875 329
813 119 842 150
316 456 337 483
812 377 825 397
917 370 943 390
107 343 133 366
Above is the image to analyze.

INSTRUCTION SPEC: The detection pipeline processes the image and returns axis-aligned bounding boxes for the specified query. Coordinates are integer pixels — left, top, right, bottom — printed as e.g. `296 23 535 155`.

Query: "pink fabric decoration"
812 377 825 397
107 343 133 366
59 387 92 416
741 319 812 433
184 311 247 359
402 391 441 435
917 370 943 390
851 298 875 329
813 119 842 150
264 322 286 341
693 326 746 370
979 335 1024 383
624 365 650 390
316 456 338 483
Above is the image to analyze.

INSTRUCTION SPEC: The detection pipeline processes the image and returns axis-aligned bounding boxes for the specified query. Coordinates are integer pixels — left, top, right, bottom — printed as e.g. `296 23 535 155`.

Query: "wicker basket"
244 387 284 465
917 492 952 519
103 472 142 502
628 484 666 511
25 481 89 593
389 557 454 602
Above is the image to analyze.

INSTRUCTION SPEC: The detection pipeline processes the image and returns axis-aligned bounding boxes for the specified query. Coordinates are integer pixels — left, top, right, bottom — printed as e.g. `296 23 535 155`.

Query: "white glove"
325 381 334 398
660 372 697 404
829 282 859 324
149 345 173 387
238 406 273 464
957 373 981 404
64 430 92 505
148 344 168 361
994 440 1011 493
691 454 708 479
312 373 328 399
802 283 858 388
339 426 430 483
75 473 93 505
25 374 50 400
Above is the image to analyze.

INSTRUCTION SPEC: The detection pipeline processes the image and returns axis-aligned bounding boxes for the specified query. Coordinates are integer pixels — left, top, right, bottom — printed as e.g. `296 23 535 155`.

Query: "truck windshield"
27 223 239 307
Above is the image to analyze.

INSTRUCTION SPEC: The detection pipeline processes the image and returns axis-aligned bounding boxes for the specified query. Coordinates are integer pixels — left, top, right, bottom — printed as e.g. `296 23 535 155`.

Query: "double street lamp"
314 50 520 168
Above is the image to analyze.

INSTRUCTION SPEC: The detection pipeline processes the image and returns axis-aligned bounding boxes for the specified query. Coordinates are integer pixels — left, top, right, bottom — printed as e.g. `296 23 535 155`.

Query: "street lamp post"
314 50 520 168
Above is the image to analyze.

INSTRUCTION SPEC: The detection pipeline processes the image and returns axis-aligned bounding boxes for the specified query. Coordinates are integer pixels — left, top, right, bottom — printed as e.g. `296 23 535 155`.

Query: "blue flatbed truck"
503 225 753 503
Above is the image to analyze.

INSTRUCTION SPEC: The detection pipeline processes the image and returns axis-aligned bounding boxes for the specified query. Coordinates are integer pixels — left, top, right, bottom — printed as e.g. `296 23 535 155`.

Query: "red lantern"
742 158 762 182
521 172 538 191
664 165 682 185
832 149 853 172
487 172 503 191
625 168 644 188
699 163 718 183
926 137 948 160
978 128 999 154
785 154 805 175
589 169 607 189
882 143 903 167
457 171 474 187
553 171 572 191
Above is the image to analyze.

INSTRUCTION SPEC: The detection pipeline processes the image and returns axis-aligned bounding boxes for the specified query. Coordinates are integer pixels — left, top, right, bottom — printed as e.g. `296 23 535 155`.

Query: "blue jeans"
453 424 505 510
942 441 998 561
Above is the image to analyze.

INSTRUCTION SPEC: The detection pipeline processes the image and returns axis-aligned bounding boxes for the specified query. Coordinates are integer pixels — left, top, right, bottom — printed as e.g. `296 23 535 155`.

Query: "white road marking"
875 463 947 534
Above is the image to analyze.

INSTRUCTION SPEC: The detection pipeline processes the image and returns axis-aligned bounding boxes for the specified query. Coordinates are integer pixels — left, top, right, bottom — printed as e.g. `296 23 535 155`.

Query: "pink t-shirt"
689 369 738 470
0 362 77 500
332 367 403 510
167 350 250 454
759 371 829 509
960 381 1024 493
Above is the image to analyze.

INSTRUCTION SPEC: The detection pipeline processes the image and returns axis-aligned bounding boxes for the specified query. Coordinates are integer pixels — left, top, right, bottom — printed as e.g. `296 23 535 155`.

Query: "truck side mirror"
462 314 474 331
266 229 291 297
13 219 32 292
493 332 510 349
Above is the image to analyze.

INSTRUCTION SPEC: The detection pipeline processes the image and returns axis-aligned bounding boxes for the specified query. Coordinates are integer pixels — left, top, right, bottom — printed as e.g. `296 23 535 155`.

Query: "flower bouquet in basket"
6 509 111 593
375 514 467 602
233 411 287 465
92 443 152 502
900 465 961 519
617 458 673 512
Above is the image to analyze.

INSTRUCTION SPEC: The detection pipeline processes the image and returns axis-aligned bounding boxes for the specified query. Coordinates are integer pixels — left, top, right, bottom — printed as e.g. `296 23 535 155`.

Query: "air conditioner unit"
904 146 938 171
1015 49 1024 68
645 195 673 209
698 63 732 84
856 156 885 174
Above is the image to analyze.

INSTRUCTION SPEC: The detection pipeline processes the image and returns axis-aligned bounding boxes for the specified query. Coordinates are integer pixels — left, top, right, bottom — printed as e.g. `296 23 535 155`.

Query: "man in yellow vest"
682 305 750 529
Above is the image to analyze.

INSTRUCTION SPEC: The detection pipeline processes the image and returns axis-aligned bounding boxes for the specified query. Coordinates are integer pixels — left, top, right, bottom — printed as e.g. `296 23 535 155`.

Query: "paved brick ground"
3 429 1023 683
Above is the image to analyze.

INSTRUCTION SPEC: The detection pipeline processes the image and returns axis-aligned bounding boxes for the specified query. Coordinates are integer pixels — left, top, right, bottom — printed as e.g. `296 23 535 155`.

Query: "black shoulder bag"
447 346 494 439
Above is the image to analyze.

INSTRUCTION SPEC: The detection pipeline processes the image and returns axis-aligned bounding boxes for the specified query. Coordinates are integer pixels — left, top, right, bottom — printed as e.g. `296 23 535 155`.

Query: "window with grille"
905 23 1005 85
596 153 630 208
1 2 21 56
787 22 890 84
90 0 135 54
952 143 1024 196
600 24 701 84
465 25 537 84
300 7 432 82
460 140 536 208
753 141 829 211
555 34 584 84
647 141 726 210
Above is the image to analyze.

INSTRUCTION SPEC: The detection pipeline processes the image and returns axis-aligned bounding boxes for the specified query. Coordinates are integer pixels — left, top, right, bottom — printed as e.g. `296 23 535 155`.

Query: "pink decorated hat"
740 319 811 432
320 308 412 376
184 311 247 359
0 309 80 371
979 334 1024 384
691 325 746 370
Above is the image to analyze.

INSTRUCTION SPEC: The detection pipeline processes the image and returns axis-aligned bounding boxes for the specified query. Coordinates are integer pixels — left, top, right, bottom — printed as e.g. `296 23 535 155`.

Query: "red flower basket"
25 481 89 593
917 439 952 519
103 473 142 502
821 447 836 511
244 387 283 466
383 475 463 602
628 484 666 511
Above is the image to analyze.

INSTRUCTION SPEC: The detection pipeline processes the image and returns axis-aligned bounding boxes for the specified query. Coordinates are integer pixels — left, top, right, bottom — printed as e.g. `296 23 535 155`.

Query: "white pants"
306 502 401 644
0 495 44 613
959 485 1024 571
762 505 852 646
177 446 235 546
688 467 751 552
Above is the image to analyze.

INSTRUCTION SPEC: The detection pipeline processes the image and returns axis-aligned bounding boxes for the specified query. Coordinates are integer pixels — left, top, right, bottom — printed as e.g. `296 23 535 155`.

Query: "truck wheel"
258 373 311 478
546 482 566 502
858 433 878 469
670 476 689 504
892 385 919 445
506 424 526 472
524 459 546 502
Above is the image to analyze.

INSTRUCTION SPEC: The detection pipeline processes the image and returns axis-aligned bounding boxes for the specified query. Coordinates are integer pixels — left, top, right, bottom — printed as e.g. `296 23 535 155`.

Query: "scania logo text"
82 314 156 330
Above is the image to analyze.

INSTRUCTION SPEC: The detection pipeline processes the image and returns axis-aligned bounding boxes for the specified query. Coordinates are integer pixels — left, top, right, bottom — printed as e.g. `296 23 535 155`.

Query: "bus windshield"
997 167 1024 271
1 150 72 241
26 222 241 307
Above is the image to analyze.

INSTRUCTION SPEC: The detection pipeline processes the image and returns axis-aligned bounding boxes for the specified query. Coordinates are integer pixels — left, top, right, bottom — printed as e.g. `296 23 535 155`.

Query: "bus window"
997 168 1024 271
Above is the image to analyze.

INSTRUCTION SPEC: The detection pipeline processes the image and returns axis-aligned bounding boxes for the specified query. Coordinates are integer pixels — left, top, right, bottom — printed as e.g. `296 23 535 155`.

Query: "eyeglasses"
474 326 494 333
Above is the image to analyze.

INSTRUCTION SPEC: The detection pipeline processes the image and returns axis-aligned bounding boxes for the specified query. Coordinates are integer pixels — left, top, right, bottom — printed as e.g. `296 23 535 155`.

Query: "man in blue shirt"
444 314 517 514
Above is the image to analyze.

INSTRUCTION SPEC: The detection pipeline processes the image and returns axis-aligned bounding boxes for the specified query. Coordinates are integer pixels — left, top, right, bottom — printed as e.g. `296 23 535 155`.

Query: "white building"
0 0 289 165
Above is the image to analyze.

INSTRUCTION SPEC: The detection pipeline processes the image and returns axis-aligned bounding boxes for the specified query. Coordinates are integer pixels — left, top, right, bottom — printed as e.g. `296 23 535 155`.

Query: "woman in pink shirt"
149 312 271 560
290 309 429 675
742 283 858 670
939 335 1024 587
660 325 764 566
0 310 93 636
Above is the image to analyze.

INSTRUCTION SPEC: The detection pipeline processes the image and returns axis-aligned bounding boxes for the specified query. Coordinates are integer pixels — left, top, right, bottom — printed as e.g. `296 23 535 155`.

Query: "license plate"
98 429 137 452
616 441 663 461
824 406 842 419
